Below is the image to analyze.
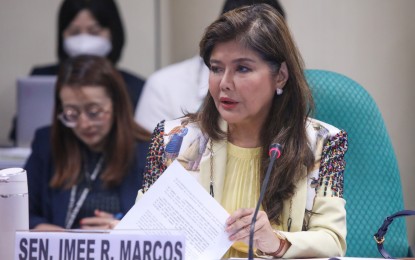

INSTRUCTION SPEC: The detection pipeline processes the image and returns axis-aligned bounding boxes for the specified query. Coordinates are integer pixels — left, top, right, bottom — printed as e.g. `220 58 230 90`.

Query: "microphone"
248 143 282 260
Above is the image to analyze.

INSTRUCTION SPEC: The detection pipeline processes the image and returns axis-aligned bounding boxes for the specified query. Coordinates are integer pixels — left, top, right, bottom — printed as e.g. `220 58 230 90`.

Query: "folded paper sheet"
114 160 233 259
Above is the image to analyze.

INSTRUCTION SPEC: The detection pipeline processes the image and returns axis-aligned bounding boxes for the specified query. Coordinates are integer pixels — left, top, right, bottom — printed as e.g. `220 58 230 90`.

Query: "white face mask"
63 34 112 57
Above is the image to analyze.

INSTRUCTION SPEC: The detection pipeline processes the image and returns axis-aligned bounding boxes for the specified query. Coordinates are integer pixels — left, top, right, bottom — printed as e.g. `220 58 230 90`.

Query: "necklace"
287 199 293 231
208 140 214 197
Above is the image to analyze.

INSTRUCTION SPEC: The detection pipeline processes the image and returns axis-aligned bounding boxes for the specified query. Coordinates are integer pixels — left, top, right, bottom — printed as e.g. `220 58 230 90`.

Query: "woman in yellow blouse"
140 4 348 258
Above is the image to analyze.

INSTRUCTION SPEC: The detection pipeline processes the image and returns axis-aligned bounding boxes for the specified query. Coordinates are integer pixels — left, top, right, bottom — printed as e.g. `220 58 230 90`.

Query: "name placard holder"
15 230 185 260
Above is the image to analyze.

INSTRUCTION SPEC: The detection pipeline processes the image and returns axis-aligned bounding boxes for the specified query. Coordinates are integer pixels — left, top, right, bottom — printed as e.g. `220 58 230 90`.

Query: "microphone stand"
248 144 281 260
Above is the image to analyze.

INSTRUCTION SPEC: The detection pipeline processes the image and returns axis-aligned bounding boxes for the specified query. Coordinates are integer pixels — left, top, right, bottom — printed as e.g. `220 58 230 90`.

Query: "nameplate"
15 230 185 260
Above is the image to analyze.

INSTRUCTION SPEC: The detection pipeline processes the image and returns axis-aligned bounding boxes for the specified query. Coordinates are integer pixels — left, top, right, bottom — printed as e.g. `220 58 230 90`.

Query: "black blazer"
31 64 145 110
25 126 149 229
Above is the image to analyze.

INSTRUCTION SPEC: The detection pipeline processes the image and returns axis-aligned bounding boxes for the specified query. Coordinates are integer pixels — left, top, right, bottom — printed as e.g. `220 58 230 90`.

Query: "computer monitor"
16 76 56 147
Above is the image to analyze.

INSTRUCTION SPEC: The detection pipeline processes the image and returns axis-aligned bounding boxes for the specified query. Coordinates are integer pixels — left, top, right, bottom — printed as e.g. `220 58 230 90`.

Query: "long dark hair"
197 4 315 224
57 0 125 64
50 55 150 189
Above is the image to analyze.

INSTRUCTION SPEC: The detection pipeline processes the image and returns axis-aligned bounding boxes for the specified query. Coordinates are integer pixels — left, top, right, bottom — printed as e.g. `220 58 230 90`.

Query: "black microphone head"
268 143 282 158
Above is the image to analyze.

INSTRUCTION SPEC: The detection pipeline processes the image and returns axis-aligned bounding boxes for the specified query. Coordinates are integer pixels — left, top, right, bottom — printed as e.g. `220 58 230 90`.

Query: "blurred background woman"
26 55 150 230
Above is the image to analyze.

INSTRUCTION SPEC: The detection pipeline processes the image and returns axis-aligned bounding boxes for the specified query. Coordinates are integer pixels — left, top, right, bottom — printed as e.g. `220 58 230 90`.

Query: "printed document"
114 160 233 259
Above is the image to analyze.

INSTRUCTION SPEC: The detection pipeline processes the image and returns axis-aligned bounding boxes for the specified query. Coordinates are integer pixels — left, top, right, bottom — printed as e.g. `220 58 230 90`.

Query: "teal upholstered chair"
305 69 410 257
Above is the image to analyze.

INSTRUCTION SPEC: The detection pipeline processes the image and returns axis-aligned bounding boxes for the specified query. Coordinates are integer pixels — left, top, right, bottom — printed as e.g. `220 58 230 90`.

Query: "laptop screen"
16 76 57 147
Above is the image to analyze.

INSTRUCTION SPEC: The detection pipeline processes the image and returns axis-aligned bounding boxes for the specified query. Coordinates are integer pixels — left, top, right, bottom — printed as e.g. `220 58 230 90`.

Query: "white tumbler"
0 168 29 260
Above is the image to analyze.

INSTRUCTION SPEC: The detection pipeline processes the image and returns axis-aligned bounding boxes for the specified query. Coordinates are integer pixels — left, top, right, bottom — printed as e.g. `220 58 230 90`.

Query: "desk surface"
225 256 414 259
0 147 30 169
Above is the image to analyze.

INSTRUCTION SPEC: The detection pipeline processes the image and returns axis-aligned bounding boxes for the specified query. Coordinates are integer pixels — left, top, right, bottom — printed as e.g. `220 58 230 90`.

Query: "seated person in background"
140 4 347 258
134 0 285 134
26 55 150 230
31 0 144 110
10 0 145 143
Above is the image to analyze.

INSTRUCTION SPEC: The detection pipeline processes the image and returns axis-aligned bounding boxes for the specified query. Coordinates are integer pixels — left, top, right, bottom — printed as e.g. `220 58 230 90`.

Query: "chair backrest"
16 76 56 147
305 69 409 257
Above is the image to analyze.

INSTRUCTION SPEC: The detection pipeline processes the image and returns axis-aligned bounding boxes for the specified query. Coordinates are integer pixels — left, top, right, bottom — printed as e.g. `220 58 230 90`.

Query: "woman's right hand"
79 209 119 230
225 208 288 256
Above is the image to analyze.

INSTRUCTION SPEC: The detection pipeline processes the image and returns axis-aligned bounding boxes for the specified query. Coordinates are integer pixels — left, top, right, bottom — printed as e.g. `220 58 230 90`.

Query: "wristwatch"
256 230 287 258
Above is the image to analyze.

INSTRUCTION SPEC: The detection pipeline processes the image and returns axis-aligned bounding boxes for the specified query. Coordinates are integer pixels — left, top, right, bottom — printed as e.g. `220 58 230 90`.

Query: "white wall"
168 0 223 64
0 0 414 247
0 1 58 145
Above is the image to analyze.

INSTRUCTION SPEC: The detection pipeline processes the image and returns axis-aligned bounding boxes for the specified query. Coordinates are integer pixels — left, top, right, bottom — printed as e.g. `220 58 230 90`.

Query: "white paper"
114 160 233 259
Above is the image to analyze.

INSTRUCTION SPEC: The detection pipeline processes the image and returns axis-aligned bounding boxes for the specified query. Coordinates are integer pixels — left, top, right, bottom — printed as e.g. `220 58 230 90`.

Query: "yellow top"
221 142 262 258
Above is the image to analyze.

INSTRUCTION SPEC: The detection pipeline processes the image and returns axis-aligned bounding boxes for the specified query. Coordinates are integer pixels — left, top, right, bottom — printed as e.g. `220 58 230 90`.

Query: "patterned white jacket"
139 117 348 258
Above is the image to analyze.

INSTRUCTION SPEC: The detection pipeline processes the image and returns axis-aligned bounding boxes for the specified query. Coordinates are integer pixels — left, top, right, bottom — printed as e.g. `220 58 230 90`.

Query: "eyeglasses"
58 104 110 128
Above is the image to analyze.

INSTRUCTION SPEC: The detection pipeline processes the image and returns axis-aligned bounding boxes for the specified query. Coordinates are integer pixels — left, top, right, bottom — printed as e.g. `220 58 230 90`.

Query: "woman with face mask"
30 0 144 110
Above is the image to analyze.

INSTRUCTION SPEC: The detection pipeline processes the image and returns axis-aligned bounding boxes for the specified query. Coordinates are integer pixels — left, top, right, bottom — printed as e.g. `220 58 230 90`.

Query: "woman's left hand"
80 209 120 230
225 208 281 254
